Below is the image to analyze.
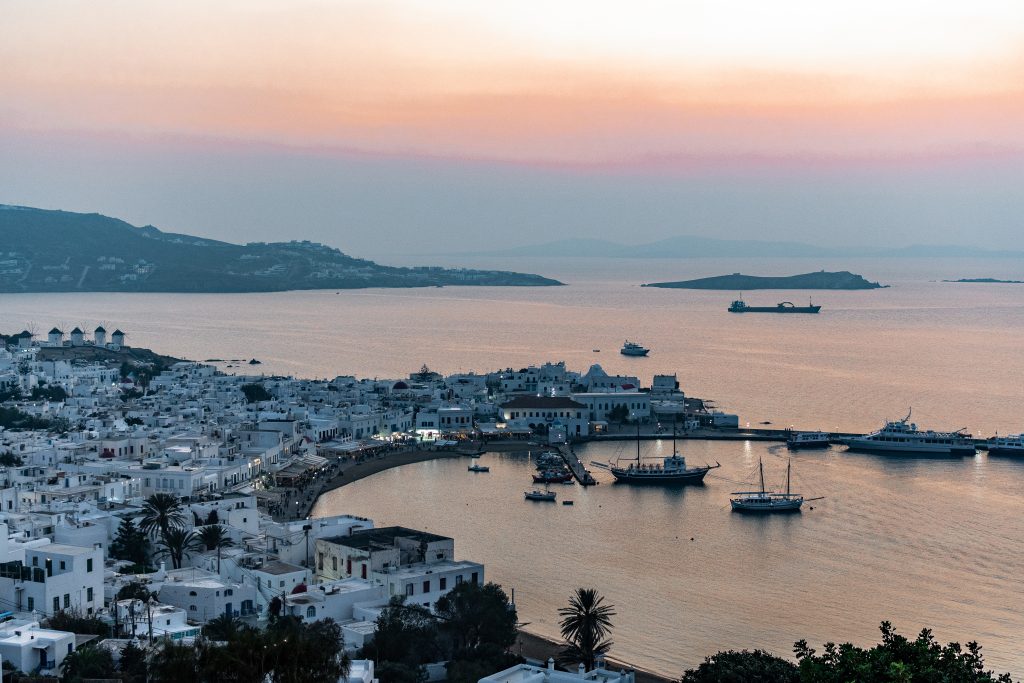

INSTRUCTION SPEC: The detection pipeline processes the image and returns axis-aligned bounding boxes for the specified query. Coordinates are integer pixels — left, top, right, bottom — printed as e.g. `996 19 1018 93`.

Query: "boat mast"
672 415 677 455
636 420 641 466
759 458 765 494
786 458 791 496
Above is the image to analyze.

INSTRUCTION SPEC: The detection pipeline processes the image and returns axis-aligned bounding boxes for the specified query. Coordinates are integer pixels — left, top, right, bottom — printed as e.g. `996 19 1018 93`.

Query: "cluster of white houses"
0 328 730 680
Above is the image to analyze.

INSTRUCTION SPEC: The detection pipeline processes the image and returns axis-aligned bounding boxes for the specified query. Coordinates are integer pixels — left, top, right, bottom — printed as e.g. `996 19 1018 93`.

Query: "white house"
157 568 256 623
571 393 651 423
498 397 589 438
0 543 105 616
480 660 636 683
0 619 76 675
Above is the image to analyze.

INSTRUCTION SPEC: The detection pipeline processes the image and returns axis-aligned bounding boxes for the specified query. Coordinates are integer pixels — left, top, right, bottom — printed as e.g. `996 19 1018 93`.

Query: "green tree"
241 383 273 403
118 641 149 683
199 627 270 683
60 643 116 683
203 613 245 641
150 640 200 683
435 581 518 654
681 650 799 683
140 493 187 539
46 609 110 637
264 616 350 683
557 588 615 672
197 523 236 573
109 518 151 567
363 597 442 681
0 451 23 467
607 404 629 424
156 527 201 569
794 621 1015 683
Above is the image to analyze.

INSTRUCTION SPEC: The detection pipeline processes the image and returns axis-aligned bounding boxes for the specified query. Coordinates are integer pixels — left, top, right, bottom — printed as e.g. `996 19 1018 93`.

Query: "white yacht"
841 409 976 456
786 431 831 450
987 434 1024 456
620 341 650 357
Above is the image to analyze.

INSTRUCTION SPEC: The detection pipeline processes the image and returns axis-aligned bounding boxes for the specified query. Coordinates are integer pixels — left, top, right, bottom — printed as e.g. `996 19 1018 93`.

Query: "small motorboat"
524 490 556 501
467 464 490 473
562 500 574 506
533 470 573 484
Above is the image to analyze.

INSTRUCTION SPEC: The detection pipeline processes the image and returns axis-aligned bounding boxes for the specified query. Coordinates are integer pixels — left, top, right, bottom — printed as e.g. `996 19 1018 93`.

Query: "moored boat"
524 489 556 501
987 434 1024 456
608 422 719 485
840 409 975 456
533 469 573 484
467 463 490 472
730 458 818 513
787 431 831 450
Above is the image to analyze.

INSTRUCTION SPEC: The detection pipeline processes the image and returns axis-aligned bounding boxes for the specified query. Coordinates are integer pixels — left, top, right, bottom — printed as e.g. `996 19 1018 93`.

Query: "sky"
1 0 1023 257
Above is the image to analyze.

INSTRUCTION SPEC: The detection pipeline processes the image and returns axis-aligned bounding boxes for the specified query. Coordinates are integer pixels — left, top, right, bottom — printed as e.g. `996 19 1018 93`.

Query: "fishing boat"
987 433 1024 456
467 463 490 472
533 469 573 484
524 489 556 501
600 422 719 484
786 431 831 450
840 408 975 456
620 340 650 356
730 458 818 512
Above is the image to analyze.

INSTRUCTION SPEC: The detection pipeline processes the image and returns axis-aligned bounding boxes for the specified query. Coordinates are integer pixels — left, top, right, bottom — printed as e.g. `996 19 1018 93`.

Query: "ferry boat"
730 458 815 513
602 423 719 485
840 409 976 456
987 434 1024 456
620 340 650 356
728 298 821 313
786 431 831 450
524 489 556 501
467 463 490 472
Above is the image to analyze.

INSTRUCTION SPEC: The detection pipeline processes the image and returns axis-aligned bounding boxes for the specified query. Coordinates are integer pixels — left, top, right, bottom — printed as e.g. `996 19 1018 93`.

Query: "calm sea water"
3 256 1022 674
313 442 1024 677
1 256 1021 434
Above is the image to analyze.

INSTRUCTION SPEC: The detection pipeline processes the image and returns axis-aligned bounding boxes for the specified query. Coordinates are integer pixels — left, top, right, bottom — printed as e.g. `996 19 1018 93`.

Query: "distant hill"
0 205 561 292
643 271 885 290
472 236 1024 259
942 278 1024 284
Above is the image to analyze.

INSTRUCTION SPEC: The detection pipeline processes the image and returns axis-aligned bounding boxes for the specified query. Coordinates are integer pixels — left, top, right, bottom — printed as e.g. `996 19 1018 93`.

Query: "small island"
643 270 885 290
942 278 1024 284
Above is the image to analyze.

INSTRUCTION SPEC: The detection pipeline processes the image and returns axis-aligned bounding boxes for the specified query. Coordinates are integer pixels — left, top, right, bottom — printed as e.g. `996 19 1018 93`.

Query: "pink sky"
3 1 1023 167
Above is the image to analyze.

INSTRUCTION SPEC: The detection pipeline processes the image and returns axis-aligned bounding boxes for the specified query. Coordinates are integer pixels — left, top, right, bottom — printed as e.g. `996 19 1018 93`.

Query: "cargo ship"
728 297 820 313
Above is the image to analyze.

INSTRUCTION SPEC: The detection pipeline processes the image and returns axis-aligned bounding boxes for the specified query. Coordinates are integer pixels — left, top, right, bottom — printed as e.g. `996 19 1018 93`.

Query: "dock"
556 443 597 486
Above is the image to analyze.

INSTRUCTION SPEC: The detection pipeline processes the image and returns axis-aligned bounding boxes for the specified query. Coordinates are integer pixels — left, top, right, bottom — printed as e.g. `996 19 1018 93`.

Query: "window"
225 589 233 596
87 558 93 572
64 594 70 608
361 564 367 580
346 558 351 575
189 591 197 596
59 561 66 570
87 587 93 602
423 580 430 593
27 597 33 611
31 556 38 567
190 605 197 611
456 575 464 585
307 606 316 618
318 553 324 570
471 572 479 585
439 577 447 590
405 583 414 596
279 581 284 588
53 597 60 612
332 557 338 572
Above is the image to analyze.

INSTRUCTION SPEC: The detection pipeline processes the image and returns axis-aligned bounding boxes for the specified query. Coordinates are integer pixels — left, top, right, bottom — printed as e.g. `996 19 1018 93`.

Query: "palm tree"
140 493 186 539
157 527 201 569
197 523 236 573
558 588 616 672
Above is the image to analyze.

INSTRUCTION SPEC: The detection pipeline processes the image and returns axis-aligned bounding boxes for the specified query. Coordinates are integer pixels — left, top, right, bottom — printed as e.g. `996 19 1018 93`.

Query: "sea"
2 256 1023 675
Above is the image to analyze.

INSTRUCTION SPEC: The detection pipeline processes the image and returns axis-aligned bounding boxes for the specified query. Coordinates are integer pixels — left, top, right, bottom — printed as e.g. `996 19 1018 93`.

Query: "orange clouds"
2 0 1024 166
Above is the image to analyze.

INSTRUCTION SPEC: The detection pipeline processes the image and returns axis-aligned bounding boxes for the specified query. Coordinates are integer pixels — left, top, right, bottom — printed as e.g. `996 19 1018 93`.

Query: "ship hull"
842 440 976 456
730 499 803 513
729 306 820 313
787 440 830 450
610 468 710 484
620 349 649 356
987 446 1024 456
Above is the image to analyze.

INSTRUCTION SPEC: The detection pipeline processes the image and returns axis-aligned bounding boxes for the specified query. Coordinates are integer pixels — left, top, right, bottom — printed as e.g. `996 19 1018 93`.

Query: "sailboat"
730 458 819 512
605 421 719 485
